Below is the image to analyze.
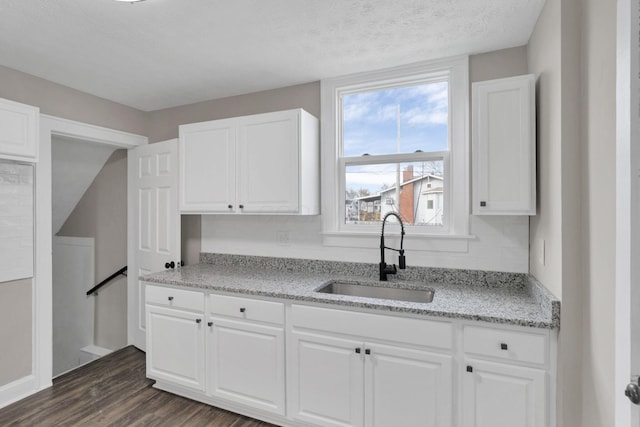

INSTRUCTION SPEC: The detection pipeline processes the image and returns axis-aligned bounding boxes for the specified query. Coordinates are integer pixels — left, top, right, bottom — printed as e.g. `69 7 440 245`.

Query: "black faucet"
379 211 406 281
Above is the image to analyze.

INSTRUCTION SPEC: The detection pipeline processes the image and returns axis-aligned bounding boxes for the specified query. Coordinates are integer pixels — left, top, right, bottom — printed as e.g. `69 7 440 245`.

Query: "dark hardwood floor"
0 346 277 426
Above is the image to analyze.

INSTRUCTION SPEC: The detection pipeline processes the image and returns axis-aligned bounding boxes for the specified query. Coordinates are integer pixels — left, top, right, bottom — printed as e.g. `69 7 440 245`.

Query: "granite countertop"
142 254 560 329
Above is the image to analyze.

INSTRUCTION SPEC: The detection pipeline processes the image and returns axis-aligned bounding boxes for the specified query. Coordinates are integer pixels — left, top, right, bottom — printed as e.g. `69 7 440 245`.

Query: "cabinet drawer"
209 293 284 325
146 284 204 312
291 304 453 350
463 325 547 365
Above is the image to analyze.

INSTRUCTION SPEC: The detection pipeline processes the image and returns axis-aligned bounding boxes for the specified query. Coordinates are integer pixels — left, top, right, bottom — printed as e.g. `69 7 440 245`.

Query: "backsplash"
200 214 530 273
200 252 528 288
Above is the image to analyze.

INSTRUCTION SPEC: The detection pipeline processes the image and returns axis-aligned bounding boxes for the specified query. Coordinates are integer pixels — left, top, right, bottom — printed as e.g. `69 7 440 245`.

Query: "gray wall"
0 279 32 386
0 64 148 136
148 82 320 143
58 150 128 350
579 0 616 424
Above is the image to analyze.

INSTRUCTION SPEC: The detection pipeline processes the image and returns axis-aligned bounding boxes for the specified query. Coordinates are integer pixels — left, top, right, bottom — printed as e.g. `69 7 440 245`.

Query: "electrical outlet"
276 231 290 246
538 239 545 266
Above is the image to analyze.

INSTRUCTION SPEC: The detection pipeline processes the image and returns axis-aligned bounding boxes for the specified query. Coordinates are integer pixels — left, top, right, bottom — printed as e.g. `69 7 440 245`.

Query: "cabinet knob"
365 349 371 355
239 307 246 313
500 343 508 350
239 204 244 209
228 204 233 209
355 347 361 354
480 201 487 207
207 321 213 327
466 365 473 373
168 296 174 301
195 318 202 324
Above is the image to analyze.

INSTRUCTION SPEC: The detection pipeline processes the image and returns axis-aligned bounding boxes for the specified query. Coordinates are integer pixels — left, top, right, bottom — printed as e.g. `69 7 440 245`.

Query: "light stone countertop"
142 254 559 329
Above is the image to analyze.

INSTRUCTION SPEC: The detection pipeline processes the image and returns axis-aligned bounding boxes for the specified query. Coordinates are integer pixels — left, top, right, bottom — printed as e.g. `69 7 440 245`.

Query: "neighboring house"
347 166 444 226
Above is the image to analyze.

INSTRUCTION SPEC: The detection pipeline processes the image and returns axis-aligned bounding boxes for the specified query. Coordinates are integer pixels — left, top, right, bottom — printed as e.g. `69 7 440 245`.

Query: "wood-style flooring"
0 346 277 426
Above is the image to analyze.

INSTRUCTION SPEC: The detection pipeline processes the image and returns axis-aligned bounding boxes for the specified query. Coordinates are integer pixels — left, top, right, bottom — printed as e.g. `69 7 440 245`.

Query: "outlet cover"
276 231 290 246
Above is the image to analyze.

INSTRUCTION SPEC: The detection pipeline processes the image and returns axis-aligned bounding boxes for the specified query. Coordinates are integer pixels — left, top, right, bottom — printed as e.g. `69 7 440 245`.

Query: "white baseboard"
0 374 48 410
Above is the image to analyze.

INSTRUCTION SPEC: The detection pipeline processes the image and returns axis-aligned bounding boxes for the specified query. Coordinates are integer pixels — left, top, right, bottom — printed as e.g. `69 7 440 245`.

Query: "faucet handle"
399 254 406 269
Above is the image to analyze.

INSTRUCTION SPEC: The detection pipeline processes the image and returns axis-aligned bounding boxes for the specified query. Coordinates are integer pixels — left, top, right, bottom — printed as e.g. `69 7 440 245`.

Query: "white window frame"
321 56 471 250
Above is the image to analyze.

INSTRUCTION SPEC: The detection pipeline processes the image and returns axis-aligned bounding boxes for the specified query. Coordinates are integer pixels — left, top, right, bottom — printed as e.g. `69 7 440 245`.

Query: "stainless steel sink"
316 281 434 303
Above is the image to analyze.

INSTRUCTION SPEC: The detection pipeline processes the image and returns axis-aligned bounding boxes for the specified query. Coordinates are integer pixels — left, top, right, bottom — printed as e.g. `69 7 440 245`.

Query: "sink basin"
316 281 434 303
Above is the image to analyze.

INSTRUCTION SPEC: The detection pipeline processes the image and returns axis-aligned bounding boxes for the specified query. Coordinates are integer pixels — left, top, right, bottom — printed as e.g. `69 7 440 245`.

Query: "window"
321 56 470 243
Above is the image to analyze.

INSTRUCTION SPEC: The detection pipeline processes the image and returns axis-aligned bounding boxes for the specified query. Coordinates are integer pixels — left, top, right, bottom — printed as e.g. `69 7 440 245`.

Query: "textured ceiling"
0 0 545 111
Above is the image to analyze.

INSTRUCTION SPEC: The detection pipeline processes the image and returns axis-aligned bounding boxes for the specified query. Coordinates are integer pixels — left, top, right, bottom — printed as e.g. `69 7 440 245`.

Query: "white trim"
30 115 147 404
615 0 637 425
321 56 469 248
0 374 38 410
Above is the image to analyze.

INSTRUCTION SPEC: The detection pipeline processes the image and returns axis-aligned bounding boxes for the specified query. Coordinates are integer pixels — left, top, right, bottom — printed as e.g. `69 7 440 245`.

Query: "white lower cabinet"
461 323 550 427
365 342 453 427
288 305 454 427
462 359 546 427
289 331 365 427
146 304 206 392
145 286 556 427
207 317 285 415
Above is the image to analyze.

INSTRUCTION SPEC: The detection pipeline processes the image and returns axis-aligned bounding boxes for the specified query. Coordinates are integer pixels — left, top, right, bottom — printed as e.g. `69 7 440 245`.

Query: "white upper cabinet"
0 98 39 162
179 118 236 212
179 109 319 215
472 74 536 215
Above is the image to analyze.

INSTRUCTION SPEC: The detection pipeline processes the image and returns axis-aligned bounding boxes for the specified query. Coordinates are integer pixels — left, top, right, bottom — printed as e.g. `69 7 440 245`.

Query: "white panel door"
128 139 180 351
146 305 205 391
236 110 299 213
462 358 547 427
288 331 364 427
179 119 236 213
207 318 285 415
364 343 453 427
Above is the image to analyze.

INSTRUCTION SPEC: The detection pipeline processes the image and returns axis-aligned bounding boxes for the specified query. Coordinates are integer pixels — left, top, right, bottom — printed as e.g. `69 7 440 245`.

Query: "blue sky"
342 81 448 157
343 81 448 194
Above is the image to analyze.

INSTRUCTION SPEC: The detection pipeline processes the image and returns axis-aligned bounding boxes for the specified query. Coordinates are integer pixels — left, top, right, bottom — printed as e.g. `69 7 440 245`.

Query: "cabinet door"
0 98 39 161
179 119 236 212
207 318 285 415
462 358 547 427
146 305 205 391
472 74 536 215
236 110 299 213
288 331 364 427
364 343 453 427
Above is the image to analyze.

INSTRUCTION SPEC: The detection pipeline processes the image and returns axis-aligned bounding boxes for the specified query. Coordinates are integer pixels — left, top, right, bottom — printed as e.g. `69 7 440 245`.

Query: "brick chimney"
399 165 415 224
402 165 414 183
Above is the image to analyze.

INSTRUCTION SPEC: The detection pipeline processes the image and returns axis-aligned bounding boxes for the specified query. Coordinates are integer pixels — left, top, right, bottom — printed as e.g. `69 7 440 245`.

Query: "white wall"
201 215 529 272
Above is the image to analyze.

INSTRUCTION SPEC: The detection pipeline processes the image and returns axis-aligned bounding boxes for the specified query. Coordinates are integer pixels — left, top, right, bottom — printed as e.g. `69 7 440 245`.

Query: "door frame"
34 115 146 393
615 0 639 425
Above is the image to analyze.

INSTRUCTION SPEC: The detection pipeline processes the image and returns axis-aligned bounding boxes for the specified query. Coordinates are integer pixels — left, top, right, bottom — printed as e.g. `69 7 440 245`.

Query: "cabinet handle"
500 343 508 350
239 307 246 313
466 365 473 373
228 204 233 209
165 261 175 269
480 201 487 207
195 318 202 324
365 349 371 355
207 321 213 327
355 348 361 354
168 296 174 301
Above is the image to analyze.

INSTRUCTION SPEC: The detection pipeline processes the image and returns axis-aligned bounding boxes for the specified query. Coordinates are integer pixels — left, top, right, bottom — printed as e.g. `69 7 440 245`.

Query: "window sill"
321 231 475 253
